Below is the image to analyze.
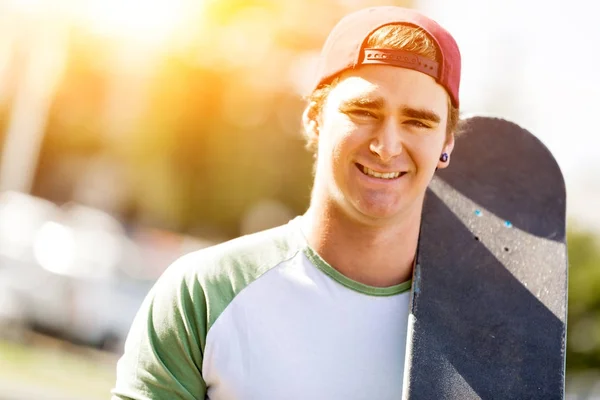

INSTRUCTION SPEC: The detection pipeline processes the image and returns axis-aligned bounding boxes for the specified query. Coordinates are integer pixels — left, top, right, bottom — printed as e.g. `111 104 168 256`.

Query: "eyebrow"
401 106 441 124
340 96 385 110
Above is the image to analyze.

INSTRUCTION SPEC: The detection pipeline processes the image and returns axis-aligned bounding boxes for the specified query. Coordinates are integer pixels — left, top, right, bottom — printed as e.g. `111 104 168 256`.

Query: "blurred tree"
32 32 107 204
0 108 8 153
567 226 600 372
24 0 412 238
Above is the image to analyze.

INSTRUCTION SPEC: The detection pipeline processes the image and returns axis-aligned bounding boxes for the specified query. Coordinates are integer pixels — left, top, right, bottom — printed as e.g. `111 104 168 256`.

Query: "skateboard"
404 116 568 399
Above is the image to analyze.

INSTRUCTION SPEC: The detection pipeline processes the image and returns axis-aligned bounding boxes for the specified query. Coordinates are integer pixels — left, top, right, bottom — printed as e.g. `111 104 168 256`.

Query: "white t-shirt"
113 216 412 400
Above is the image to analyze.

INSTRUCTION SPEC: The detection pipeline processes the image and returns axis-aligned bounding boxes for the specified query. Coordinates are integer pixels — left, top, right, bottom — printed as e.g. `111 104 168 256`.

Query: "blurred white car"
0 192 213 352
0 191 62 337
0 193 153 352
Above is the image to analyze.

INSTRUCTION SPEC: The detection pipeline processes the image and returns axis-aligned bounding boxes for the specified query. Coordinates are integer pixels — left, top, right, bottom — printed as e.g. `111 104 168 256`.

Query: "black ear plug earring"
439 153 449 162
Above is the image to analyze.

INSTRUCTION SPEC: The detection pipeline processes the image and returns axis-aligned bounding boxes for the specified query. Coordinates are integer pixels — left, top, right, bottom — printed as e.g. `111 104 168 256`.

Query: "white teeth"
363 166 401 179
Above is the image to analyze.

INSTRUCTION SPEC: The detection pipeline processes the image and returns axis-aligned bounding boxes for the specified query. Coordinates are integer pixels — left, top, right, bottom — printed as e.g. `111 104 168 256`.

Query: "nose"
369 119 403 162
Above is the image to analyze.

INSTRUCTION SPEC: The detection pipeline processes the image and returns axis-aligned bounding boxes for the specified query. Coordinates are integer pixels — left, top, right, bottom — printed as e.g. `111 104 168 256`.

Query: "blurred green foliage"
18 0 408 237
567 226 600 372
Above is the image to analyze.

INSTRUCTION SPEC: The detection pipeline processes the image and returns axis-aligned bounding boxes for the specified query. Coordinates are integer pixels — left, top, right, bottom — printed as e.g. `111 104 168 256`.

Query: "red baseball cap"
311 6 461 107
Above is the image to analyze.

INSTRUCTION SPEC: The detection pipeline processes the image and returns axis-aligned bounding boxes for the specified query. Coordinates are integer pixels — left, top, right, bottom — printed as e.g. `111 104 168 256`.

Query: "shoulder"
113 221 306 399
157 218 306 330
172 218 304 284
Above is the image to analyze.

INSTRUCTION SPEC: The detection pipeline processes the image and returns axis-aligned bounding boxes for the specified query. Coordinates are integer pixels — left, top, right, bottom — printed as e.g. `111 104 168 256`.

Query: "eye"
348 109 377 119
404 120 430 128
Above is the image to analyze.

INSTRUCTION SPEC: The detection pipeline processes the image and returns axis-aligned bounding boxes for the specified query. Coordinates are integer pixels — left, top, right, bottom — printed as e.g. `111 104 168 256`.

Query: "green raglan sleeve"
111 222 303 399
111 254 209 400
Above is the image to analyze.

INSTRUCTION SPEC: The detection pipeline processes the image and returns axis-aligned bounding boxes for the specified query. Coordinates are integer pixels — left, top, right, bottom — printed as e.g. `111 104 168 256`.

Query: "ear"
302 101 320 139
436 133 455 170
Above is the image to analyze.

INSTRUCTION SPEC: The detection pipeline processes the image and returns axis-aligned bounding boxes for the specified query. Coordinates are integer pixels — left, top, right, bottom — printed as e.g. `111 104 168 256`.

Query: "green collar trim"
302 244 412 297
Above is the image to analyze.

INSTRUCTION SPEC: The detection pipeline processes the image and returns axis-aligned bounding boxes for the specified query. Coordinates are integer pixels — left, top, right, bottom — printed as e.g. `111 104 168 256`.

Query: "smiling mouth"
356 163 407 180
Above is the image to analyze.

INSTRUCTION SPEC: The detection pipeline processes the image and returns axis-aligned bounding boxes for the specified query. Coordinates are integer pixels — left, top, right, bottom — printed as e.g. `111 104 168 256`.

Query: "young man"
112 6 461 400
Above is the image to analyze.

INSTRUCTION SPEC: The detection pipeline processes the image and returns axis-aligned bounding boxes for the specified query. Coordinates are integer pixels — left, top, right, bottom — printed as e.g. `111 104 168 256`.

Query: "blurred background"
0 0 598 398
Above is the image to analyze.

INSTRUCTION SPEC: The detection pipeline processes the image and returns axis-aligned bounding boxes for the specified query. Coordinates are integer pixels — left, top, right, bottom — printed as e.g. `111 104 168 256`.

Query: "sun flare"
79 0 193 47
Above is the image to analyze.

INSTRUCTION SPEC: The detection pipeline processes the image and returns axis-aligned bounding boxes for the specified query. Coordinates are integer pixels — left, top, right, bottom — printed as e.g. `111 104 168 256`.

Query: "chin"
355 202 404 222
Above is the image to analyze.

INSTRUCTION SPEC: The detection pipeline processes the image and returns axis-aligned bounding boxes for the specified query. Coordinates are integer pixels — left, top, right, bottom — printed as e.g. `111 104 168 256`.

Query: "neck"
302 199 422 288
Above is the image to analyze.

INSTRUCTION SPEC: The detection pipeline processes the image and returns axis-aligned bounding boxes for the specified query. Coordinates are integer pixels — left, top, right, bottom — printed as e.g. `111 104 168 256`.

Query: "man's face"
311 64 453 225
